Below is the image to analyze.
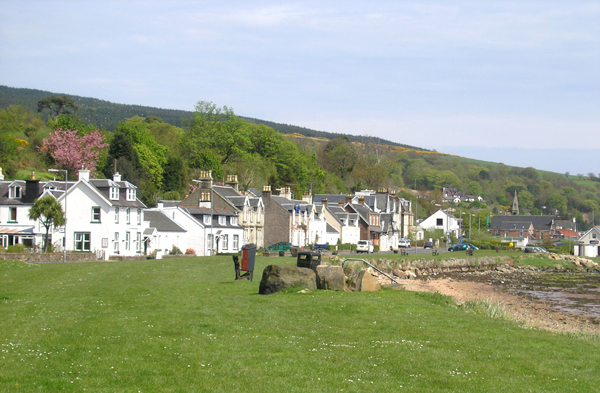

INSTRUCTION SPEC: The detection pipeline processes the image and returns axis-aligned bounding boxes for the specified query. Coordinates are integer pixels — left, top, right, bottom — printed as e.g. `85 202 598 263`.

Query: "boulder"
346 270 381 292
343 260 365 276
258 265 316 295
316 265 345 291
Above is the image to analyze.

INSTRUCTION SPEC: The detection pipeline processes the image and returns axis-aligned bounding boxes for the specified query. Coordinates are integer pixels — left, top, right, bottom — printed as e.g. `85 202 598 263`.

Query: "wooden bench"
400 248 409 256
466 249 474 256
432 249 439 256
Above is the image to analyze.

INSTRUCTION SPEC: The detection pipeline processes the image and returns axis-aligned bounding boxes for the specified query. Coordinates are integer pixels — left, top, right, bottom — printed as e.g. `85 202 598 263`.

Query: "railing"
341 258 400 285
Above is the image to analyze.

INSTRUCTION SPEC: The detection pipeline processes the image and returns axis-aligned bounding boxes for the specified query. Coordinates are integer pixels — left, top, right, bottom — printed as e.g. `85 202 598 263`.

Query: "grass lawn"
1 255 599 392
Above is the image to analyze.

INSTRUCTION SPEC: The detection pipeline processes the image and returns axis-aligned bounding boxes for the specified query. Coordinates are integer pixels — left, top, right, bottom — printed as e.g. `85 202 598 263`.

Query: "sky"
1 1 599 174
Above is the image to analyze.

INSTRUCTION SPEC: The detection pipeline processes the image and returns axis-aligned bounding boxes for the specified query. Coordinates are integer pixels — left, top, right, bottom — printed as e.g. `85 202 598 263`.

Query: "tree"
39 128 108 174
29 196 65 252
37 96 78 117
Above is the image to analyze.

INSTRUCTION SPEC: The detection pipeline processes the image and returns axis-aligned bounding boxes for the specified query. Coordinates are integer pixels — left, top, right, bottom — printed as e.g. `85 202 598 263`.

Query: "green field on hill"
1 256 599 392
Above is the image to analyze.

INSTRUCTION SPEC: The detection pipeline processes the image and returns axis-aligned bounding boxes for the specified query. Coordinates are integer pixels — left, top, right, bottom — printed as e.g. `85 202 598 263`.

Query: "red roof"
556 228 579 238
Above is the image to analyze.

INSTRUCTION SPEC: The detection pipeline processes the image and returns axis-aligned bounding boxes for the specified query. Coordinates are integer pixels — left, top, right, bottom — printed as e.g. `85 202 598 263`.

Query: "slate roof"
326 223 339 234
490 216 554 231
89 179 145 208
313 194 349 205
143 210 186 233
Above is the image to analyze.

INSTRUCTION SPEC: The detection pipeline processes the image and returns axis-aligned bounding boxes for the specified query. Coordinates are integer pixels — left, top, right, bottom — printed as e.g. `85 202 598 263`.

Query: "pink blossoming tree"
40 128 108 174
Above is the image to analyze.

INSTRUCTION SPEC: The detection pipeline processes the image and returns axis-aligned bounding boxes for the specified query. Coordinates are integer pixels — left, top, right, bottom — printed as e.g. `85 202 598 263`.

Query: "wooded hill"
1 85 599 233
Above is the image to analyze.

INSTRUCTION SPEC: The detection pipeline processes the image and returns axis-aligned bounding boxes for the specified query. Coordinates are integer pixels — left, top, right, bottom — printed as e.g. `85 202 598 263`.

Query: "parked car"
423 241 434 249
448 243 473 252
267 242 292 252
398 238 411 248
356 240 374 253
523 246 547 253
462 243 479 250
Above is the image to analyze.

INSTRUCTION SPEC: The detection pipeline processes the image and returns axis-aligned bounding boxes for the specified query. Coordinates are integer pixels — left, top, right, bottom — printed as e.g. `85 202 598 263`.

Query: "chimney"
262 185 271 198
322 197 328 208
302 190 312 204
78 169 90 182
113 172 122 182
338 198 344 206
24 179 41 204
225 174 239 192
358 196 365 205
197 170 213 189
345 194 353 204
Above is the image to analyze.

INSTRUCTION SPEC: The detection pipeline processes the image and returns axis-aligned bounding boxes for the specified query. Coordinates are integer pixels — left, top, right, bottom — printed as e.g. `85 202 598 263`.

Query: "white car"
398 238 411 248
356 240 374 253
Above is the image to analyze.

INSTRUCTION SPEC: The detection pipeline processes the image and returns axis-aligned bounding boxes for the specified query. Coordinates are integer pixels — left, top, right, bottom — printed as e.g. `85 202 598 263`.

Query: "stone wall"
0 253 100 263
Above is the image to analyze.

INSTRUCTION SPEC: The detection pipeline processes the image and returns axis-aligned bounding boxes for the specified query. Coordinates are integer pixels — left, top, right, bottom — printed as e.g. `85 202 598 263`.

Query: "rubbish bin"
290 246 300 257
297 251 322 272
241 243 256 273
279 251 285 257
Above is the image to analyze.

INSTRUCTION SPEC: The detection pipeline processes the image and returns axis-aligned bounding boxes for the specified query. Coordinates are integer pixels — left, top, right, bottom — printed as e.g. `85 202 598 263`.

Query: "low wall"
0 252 99 263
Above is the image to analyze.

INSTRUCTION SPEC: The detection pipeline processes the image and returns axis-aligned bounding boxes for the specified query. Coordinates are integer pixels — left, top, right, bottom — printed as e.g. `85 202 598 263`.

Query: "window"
233 235 239 250
126 208 131 224
114 232 119 252
74 232 91 251
125 232 130 251
218 216 226 225
231 216 238 225
126 188 136 201
92 207 101 222
9 207 17 222
115 207 119 224
137 209 141 225
203 215 211 225
207 234 213 250
9 185 22 199
109 187 119 200
436 218 443 226
222 234 228 250
136 232 141 252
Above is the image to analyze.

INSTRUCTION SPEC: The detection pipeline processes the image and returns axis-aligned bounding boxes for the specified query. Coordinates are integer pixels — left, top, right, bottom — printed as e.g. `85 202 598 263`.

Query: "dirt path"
395 277 600 336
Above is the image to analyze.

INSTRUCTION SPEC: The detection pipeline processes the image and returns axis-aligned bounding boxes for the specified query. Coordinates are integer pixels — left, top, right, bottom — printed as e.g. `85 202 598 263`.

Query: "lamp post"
49 169 67 263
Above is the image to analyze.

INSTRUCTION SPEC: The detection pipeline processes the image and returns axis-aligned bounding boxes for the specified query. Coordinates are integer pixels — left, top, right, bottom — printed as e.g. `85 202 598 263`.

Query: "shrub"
170 246 183 255
7 244 26 253
184 248 195 255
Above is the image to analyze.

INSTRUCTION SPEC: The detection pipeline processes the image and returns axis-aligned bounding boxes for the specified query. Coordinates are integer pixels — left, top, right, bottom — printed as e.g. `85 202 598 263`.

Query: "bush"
7 244 26 253
337 243 356 251
184 248 195 255
170 246 183 255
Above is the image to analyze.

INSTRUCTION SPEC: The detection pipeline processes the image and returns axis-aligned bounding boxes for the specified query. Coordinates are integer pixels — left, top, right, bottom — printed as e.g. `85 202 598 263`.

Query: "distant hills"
0 85 425 151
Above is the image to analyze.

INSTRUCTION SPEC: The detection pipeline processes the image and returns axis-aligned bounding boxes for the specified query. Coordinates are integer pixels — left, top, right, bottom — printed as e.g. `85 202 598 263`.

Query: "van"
356 240 374 253
398 238 411 248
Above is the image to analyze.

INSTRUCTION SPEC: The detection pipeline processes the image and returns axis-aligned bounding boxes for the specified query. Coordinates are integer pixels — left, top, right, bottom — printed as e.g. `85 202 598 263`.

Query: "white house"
418 209 461 238
143 209 187 256
55 170 149 260
574 226 600 257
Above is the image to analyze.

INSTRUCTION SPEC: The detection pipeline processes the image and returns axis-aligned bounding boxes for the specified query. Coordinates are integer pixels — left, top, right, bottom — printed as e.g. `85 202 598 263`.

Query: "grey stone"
346 270 381 292
316 265 345 291
258 265 317 295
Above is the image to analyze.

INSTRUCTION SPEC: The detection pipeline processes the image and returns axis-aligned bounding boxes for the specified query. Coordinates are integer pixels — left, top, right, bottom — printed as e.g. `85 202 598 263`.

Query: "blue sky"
1 1 599 174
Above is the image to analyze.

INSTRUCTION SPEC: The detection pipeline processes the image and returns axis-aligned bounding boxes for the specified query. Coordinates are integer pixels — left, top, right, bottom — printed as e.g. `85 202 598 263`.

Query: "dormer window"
126 188 136 201
110 187 119 200
218 216 226 225
9 184 22 199
231 216 238 225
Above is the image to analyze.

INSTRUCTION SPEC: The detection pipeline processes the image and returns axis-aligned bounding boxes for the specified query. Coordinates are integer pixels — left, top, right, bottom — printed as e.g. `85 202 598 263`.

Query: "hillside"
0 85 424 151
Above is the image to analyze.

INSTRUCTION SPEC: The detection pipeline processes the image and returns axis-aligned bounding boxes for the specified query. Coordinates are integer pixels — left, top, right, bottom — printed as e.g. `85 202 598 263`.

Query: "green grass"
1 256 600 392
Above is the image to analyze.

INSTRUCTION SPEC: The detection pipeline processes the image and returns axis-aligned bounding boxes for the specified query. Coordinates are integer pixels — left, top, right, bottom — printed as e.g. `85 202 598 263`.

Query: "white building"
418 209 461 238
574 226 600 257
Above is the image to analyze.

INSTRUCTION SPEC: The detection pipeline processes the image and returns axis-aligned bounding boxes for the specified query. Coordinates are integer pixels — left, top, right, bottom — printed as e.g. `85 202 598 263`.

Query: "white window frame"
137 208 141 225
126 208 131 224
218 216 226 225
9 185 22 199
125 231 131 251
222 234 228 250
74 232 91 251
231 216 238 226
203 215 211 225
91 206 101 222
233 234 239 250
136 232 142 252
9 207 17 222
114 232 119 252
115 207 119 224
126 188 136 201
110 187 119 200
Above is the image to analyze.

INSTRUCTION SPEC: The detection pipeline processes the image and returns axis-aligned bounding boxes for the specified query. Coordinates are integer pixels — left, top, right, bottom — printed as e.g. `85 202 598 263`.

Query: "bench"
466 249 474 256
432 249 439 256
400 248 409 256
